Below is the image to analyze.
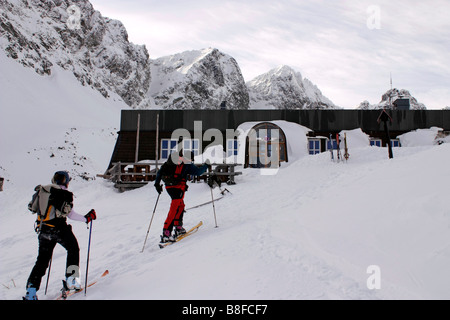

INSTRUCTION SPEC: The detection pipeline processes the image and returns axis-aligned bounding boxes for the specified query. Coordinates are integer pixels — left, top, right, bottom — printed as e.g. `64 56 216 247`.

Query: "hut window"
308 139 321 155
161 139 178 159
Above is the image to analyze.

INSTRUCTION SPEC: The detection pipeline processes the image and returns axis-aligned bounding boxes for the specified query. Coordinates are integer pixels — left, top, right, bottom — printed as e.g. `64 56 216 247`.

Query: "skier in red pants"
154 150 209 243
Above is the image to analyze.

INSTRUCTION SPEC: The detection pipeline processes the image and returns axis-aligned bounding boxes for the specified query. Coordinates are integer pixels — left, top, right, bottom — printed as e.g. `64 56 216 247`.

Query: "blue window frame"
370 139 382 147
309 139 321 155
161 138 200 160
227 139 239 157
327 139 337 150
161 139 178 160
390 139 400 147
183 139 200 157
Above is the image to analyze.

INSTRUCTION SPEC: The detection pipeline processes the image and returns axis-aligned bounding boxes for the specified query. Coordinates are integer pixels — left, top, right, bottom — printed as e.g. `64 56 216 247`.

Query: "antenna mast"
389 72 393 108
390 72 392 90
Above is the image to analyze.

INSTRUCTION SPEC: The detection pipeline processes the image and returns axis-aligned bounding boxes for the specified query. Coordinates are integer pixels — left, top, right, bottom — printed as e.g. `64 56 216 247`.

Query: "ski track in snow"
2 144 450 300
2 50 450 299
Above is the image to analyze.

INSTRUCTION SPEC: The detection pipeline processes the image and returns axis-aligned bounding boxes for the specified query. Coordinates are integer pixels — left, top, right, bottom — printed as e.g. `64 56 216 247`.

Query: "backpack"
28 184 73 220
161 163 185 187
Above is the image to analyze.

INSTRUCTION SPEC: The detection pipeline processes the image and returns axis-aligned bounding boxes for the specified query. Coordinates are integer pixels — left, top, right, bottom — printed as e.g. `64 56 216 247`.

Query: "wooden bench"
101 162 242 191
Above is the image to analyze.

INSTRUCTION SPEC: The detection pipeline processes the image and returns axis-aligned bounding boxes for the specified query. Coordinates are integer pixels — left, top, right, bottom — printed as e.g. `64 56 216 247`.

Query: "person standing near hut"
154 150 209 243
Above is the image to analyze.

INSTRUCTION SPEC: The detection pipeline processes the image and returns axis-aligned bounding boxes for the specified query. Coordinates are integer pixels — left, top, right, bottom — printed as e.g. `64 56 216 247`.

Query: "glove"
85 209 96 223
204 159 211 169
207 173 216 188
155 183 163 194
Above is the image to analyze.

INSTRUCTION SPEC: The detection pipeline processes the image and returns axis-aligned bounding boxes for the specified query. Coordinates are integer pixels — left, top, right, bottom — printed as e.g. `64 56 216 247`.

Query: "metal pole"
84 220 93 296
135 113 141 163
44 255 53 295
141 193 160 253
210 187 218 228
155 114 159 170
385 121 393 159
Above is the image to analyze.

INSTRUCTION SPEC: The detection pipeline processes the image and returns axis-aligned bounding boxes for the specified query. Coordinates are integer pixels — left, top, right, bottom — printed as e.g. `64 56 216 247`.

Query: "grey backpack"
28 184 73 220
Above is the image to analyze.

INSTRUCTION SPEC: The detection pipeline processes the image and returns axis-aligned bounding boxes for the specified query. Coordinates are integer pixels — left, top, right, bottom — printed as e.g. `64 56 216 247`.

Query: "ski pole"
44 254 53 295
84 220 93 296
141 193 160 253
210 186 218 228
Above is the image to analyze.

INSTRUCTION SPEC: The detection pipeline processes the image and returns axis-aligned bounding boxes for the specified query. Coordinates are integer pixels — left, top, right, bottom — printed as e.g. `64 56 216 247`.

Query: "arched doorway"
245 122 288 168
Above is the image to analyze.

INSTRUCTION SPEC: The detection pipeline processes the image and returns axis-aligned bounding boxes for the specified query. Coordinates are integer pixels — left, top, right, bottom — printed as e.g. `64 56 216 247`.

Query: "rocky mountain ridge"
149 48 249 109
0 0 151 107
247 65 336 109
358 88 427 110
0 0 337 110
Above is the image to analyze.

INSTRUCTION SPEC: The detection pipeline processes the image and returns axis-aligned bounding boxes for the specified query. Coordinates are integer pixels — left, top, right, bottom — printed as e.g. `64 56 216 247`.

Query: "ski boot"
160 230 175 243
60 276 82 300
23 286 38 300
65 275 82 291
174 226 186 238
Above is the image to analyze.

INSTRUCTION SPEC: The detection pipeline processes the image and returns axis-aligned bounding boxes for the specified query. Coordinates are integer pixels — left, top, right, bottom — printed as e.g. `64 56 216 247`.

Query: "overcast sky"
89 0 450 109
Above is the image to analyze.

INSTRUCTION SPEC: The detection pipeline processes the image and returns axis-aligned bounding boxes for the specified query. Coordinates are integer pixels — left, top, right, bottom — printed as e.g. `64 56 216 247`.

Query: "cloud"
89 0 450 109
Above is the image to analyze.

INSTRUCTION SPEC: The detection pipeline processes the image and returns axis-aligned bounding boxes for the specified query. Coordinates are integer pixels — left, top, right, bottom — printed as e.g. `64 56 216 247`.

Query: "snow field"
5 144 449 300
1 50 450 300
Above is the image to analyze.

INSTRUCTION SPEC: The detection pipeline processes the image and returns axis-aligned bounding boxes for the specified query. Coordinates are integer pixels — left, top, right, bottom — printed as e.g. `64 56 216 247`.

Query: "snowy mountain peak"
247 65 336 109
272 65 302 79
0 0 151 107
358 88 427 110
175 47 220 75
149 47 249 109
0 0 338 110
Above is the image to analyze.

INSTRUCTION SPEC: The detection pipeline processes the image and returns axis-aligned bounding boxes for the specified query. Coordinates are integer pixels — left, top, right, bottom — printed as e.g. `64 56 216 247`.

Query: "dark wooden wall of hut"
107 109 450 169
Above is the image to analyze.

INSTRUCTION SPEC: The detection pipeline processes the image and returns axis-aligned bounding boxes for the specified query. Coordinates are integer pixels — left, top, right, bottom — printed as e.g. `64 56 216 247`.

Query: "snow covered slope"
1 46 450 300
0 0 151 107
247 65 336 109
1 0 339 111
0 49 125 187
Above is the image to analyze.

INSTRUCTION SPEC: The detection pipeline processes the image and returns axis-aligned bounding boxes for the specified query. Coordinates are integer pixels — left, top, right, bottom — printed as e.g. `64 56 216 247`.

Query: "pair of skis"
56 270 109 300
159 221 203 249
54 219 202 299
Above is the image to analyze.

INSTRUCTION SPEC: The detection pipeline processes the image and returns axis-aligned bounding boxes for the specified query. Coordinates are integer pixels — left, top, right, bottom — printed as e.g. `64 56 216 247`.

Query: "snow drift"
1 48 450 300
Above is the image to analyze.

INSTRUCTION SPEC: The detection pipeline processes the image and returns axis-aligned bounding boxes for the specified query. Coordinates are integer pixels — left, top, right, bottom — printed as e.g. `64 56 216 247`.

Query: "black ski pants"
27 224 80 290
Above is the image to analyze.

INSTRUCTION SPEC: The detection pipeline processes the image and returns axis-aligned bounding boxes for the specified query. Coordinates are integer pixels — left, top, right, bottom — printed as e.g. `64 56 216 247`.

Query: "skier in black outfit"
154 151 209 243
24 171 97 300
